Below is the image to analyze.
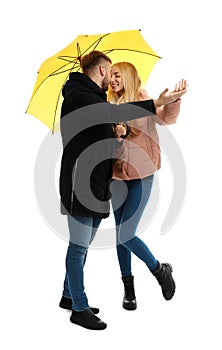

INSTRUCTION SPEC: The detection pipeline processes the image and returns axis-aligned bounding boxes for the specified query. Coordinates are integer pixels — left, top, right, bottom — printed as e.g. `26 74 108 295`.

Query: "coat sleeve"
73 89 157 121
111 100 156 123
61 90 156 126
155 100 181 125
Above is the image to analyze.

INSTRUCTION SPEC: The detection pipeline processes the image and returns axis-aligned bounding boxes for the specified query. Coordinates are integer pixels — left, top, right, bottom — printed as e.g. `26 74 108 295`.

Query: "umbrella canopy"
26 29 160 132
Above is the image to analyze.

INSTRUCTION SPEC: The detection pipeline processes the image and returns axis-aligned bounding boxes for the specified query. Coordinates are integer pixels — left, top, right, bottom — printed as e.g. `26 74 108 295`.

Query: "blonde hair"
107 62 143 136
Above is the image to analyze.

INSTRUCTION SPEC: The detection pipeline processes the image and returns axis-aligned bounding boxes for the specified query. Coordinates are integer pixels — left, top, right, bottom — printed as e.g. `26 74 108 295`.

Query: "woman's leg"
111 182 132 276
112 176 176 301
118 175 158 271
122 236 158 271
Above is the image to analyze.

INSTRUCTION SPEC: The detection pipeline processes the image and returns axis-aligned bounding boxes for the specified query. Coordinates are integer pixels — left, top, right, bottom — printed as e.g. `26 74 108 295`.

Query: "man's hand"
154 79 187 108
113 123 128 141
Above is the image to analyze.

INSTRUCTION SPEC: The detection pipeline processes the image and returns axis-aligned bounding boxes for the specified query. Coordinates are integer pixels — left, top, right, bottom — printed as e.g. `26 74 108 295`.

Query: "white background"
1 0 222 349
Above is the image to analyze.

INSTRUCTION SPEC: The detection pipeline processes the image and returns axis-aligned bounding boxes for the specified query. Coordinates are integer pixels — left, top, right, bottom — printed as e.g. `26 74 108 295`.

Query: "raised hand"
154 79 187 107
173 79 188 93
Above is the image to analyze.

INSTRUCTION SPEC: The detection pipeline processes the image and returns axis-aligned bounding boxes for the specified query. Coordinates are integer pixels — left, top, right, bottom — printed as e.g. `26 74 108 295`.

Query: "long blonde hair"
107 62 143 136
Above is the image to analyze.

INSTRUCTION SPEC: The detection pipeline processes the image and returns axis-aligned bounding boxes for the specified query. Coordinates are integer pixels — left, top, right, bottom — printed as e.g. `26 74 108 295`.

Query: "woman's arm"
139 80 187 125
155 100 181 125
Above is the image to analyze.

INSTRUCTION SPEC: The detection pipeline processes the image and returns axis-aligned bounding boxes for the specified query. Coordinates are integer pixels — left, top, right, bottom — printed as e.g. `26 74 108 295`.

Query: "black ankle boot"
151 262 176 300
59 296 99 314
121 275 137 310
70 308 107 330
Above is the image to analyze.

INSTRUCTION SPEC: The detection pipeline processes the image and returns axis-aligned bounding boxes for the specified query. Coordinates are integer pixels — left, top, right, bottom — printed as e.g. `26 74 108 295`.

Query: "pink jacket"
112 91 181 180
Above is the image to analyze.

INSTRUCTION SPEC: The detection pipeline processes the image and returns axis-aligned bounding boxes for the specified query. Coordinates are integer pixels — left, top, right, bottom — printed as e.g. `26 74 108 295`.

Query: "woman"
108 62 187 310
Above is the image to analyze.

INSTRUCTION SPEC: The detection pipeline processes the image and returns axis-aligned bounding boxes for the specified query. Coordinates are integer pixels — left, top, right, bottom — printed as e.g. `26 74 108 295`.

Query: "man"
58 51 187 330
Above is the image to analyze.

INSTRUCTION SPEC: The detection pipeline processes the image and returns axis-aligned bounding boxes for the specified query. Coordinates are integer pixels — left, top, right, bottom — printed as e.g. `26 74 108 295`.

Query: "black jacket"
59 72 156 218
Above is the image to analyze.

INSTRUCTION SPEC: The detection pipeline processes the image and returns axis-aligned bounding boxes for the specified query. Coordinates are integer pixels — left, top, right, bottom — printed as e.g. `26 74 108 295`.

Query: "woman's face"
110 66 124 95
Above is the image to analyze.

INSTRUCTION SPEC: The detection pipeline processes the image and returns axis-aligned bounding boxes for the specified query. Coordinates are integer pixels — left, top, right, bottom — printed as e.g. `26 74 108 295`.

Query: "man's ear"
99 65 105 77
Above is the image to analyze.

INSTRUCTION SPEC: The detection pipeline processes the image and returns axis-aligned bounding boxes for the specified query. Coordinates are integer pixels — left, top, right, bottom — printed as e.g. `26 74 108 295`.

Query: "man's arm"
61 83 187 127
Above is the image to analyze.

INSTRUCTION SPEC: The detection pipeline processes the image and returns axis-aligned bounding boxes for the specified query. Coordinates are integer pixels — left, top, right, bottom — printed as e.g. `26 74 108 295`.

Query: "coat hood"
62 72 107 100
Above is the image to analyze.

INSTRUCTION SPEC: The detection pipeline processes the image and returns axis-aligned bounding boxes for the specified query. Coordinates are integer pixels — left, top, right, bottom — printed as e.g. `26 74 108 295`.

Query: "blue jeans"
62 215 101 311
111 175 158 276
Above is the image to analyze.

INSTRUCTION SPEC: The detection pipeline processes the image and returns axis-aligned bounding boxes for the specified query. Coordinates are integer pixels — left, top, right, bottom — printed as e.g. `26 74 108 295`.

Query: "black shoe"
151 262 176 300
122 275 137 310
70 308 107 330
59 296 99 314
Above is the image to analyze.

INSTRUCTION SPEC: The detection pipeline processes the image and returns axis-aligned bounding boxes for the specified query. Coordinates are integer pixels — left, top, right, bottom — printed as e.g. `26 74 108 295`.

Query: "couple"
58 50 187 330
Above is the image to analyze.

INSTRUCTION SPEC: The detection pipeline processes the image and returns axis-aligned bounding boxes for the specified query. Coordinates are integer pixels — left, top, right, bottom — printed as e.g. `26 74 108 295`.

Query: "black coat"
59 72 156 218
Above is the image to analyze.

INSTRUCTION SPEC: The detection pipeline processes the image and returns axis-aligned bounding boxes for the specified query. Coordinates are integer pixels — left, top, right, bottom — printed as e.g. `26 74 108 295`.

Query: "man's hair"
79 51 112 74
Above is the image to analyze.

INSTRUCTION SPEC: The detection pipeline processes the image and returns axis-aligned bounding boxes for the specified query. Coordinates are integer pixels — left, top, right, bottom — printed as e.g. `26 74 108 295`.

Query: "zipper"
70 158 78 213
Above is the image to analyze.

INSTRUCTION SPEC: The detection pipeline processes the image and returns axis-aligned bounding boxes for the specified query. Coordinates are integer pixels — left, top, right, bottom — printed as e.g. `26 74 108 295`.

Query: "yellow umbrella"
26 29 160 132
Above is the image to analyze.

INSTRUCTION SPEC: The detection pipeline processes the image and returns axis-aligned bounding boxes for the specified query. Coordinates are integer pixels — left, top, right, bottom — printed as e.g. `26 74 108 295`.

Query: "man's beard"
101 76 110 91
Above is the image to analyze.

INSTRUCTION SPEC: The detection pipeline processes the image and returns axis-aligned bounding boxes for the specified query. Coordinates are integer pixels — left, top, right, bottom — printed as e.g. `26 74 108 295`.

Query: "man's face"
101 62 111 91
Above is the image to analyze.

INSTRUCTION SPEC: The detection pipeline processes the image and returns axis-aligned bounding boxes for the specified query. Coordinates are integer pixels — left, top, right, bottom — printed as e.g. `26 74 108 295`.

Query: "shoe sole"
70 318 107 330
164 278 176 300
123 303 137 311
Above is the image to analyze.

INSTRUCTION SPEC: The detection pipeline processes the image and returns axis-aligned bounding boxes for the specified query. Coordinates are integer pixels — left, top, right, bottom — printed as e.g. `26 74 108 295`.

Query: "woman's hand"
173 79 188 93
154 79 187 108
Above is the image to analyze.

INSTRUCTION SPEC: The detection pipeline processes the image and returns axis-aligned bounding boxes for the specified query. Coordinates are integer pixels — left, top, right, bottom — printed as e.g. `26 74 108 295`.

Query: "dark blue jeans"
62 215 101 311
111 175 158 276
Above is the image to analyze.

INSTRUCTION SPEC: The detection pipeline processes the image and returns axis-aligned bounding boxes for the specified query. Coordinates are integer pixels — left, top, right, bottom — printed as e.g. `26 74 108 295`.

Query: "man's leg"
60 215 106 329
62 215 100 310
